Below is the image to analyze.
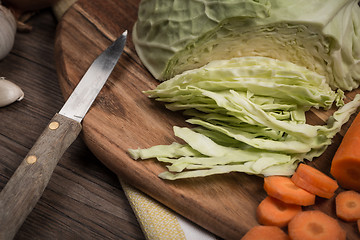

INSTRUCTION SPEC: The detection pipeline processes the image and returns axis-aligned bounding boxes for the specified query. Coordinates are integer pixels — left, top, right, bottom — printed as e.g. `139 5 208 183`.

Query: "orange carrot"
264 176 315 206
331 112 360 192
256 196 302 227
291 172 335 199
357 219 360 233
288 210 346 240
294 163 338 194
241 225 289 240
335 190 360 222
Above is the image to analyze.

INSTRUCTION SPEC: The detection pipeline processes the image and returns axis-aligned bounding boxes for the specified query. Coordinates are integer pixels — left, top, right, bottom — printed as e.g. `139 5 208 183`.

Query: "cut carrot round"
256 196 302 227
264 176 315 206
331 112 360 192
291 172 335 199
241 225 289 240
294 163 338 194
335 190 360 222
288 210 346 240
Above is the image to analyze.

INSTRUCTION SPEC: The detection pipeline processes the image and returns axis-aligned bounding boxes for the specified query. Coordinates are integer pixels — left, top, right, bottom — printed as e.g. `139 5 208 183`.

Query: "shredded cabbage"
128 57 360 179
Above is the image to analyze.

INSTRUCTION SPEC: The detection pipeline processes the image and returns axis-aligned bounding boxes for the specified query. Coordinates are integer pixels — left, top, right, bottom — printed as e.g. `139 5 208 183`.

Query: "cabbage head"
133 0 360 91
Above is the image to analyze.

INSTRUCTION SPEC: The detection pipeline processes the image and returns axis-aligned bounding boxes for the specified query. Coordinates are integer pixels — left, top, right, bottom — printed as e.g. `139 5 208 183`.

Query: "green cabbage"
130 1 360 179
133 0 360 90
128 57 360 179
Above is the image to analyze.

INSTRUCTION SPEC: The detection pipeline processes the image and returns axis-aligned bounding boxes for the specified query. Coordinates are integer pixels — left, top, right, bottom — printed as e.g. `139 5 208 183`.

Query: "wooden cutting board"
54 0 359 239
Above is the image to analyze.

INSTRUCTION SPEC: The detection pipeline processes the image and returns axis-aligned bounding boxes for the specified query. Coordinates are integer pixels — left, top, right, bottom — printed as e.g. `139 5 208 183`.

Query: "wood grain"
0 9 145 239
55 1 360 239
0 114 82 239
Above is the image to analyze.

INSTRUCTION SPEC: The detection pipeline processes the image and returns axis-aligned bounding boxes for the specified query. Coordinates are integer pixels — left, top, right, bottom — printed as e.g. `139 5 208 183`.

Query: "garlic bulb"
0 4 16 60
0 77 24 107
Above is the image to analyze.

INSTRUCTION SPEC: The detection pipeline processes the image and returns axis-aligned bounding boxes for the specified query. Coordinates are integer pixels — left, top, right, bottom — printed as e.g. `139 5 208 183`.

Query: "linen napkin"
121 181 217 240
52 1 217 239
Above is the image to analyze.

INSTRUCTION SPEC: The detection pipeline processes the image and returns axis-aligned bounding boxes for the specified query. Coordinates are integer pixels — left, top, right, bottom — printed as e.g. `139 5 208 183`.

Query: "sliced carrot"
256 196 302 227
294 163 338 194
288 210 346 240
335 190 360 222
291 172 335 199
264 176 315 206
241 225 289 240
331 112 360 192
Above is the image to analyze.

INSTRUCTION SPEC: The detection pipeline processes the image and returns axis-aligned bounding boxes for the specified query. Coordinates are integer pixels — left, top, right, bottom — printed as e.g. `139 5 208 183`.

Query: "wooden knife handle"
0 113 82 239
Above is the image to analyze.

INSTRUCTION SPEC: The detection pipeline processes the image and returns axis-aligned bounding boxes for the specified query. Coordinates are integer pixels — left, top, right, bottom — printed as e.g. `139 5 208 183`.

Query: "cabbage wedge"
133 0 360 90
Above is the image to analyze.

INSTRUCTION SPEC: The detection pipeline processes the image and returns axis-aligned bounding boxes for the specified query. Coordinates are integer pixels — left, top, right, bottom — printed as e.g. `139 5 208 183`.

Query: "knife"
0 31 127 240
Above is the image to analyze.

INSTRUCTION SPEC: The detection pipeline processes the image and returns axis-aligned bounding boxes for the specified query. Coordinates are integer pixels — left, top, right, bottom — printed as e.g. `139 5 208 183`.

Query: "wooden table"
0 8 145 240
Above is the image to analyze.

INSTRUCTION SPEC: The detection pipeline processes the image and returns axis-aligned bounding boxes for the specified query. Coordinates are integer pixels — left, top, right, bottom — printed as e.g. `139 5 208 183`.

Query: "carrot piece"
331 112 360 192
241 225 289 240
291 172 335 199
288 210 346 240
335 190 360 221
264 176 315 206
357 219 360 233
294 163 338 194
256 196 302 227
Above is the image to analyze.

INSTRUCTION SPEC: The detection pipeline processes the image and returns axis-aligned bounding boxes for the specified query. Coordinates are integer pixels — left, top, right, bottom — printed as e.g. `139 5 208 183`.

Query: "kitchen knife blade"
0 31 127 240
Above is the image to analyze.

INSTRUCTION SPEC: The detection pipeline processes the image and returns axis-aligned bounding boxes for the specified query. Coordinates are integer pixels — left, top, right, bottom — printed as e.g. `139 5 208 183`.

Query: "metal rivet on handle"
48 121 59 130
26 155 37 164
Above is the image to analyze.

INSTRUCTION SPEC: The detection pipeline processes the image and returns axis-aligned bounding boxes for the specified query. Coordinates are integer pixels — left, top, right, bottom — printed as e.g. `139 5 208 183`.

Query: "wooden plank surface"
0 8 145 239
54 0 360 239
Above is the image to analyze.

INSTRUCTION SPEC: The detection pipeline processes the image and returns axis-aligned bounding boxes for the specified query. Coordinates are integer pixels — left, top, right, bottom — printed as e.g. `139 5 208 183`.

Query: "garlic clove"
0 77 24 107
